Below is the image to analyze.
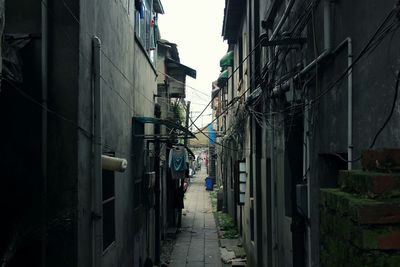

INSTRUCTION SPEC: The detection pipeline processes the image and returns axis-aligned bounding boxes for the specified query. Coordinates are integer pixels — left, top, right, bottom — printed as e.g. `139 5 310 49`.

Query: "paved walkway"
169 168 221 267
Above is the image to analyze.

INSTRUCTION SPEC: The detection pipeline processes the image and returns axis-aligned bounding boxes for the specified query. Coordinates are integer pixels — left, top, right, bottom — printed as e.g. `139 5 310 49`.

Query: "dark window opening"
238 37 243 82
250 207 255 241
318 153 348 188
284 112 304 217
102 170 115 251
230 157 234 189
133 120 145 209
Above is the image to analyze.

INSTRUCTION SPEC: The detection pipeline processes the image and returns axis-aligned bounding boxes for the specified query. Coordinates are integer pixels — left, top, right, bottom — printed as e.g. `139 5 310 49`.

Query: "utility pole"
154 104 161 265
190 111 193 132
184 101 191 147
178 101 190 228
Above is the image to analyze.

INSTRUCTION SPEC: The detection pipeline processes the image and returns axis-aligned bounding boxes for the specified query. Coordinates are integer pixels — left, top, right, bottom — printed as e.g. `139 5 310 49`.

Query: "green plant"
171 102 185 126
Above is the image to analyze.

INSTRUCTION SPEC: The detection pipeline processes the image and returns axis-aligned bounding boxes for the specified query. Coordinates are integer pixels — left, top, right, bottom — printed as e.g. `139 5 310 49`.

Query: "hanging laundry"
168 145 189 180
135 0 144 19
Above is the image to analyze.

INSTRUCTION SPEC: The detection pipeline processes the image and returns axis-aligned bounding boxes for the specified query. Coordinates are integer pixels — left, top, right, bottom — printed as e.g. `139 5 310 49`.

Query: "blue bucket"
205 177 214 191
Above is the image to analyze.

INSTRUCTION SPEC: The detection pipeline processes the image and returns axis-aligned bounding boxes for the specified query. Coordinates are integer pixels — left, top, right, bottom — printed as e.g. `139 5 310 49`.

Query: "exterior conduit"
101 155 128 172
333 38 353 170
41 1 48 266
270 0 296 41
92 36 102 267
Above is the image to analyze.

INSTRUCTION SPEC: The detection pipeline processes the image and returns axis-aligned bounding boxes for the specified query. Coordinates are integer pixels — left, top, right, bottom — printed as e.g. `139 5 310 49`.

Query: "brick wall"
320 149 400 267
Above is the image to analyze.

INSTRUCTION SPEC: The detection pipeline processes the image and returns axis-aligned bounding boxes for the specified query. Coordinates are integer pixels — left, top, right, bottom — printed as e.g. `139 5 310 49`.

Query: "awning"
218 69 229 80
166 57 197 79
220 51 234 69
133 116 197 139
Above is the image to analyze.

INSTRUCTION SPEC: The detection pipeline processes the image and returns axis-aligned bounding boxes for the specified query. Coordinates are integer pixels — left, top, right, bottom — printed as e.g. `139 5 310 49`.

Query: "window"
238 37 243 82
102 170 115 250
135 0 159 62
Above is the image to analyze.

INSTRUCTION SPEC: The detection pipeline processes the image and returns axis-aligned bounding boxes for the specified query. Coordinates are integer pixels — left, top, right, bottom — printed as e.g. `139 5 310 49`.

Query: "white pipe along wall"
101 155 128 172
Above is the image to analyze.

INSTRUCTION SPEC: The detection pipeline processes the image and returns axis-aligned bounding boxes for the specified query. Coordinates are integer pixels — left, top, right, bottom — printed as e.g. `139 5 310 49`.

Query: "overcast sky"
158 0 227 128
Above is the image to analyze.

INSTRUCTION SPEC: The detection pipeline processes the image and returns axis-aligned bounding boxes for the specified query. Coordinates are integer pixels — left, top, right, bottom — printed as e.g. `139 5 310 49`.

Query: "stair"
320 148 400 267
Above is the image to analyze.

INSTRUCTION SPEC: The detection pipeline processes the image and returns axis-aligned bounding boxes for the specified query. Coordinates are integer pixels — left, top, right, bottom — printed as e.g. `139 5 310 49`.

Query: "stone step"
320 188 400 224
339 170 400 198
321 208 400 250
321 234 400 266
362 148 400 172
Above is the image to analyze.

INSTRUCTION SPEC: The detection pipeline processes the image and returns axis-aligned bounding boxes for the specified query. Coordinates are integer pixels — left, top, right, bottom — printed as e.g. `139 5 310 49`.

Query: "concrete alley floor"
169 167 221 267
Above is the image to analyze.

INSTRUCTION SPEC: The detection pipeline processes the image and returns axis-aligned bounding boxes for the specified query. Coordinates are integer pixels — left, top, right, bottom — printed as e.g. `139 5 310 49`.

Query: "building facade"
1 0 165 266
217 0 400 266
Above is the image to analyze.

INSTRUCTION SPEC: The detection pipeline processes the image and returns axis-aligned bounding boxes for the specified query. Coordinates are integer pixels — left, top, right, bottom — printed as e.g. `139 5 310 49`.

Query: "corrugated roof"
166 57 197 79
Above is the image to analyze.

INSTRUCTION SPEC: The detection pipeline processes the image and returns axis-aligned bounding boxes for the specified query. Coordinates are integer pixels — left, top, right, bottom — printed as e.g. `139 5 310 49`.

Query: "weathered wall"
320 150 400 267
2 1 79 266
304 1 400 265
78 1 157 266
1 1 44 266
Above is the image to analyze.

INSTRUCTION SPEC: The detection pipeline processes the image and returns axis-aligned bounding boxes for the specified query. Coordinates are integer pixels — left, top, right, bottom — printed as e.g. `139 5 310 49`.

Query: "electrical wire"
57 0 157 106
332 70 400 163
270 7 400 121
157 70 210 98
189 33 272 127
1 75 137 158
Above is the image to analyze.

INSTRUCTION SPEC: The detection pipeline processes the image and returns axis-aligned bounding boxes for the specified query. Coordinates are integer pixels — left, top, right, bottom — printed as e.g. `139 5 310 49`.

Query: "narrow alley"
169 166 221 267
4 1 400 267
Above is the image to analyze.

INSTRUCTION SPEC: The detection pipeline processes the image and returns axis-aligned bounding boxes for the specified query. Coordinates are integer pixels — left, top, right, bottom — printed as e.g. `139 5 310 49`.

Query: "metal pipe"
299 51 330 77
345 39 353 169
304 98 311 267
323 0 332 51
92 36 102 267
270 0 296 41
331 37 353 169
41 1 48 266
154 105 161 265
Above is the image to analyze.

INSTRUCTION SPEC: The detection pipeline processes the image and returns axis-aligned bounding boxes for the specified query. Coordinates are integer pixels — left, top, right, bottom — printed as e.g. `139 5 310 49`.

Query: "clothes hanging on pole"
168 145 189 180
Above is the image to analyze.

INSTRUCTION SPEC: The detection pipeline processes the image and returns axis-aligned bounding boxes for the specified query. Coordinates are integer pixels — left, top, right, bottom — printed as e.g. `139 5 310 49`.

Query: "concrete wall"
261 0 400 266
77 1 157 266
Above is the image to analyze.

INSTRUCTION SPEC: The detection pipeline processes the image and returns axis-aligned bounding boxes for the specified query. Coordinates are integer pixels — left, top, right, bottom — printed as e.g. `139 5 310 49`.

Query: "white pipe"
92 36 102 267
323 0 332 51
102 155 128 172
332 38 353 169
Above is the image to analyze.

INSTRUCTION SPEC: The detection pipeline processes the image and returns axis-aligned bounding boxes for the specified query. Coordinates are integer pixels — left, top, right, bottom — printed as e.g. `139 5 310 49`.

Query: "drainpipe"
41 1 48 266
323 0 332 52
332 38 353 169
92 36 102 267
347 39 353 170
154 105 161 265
